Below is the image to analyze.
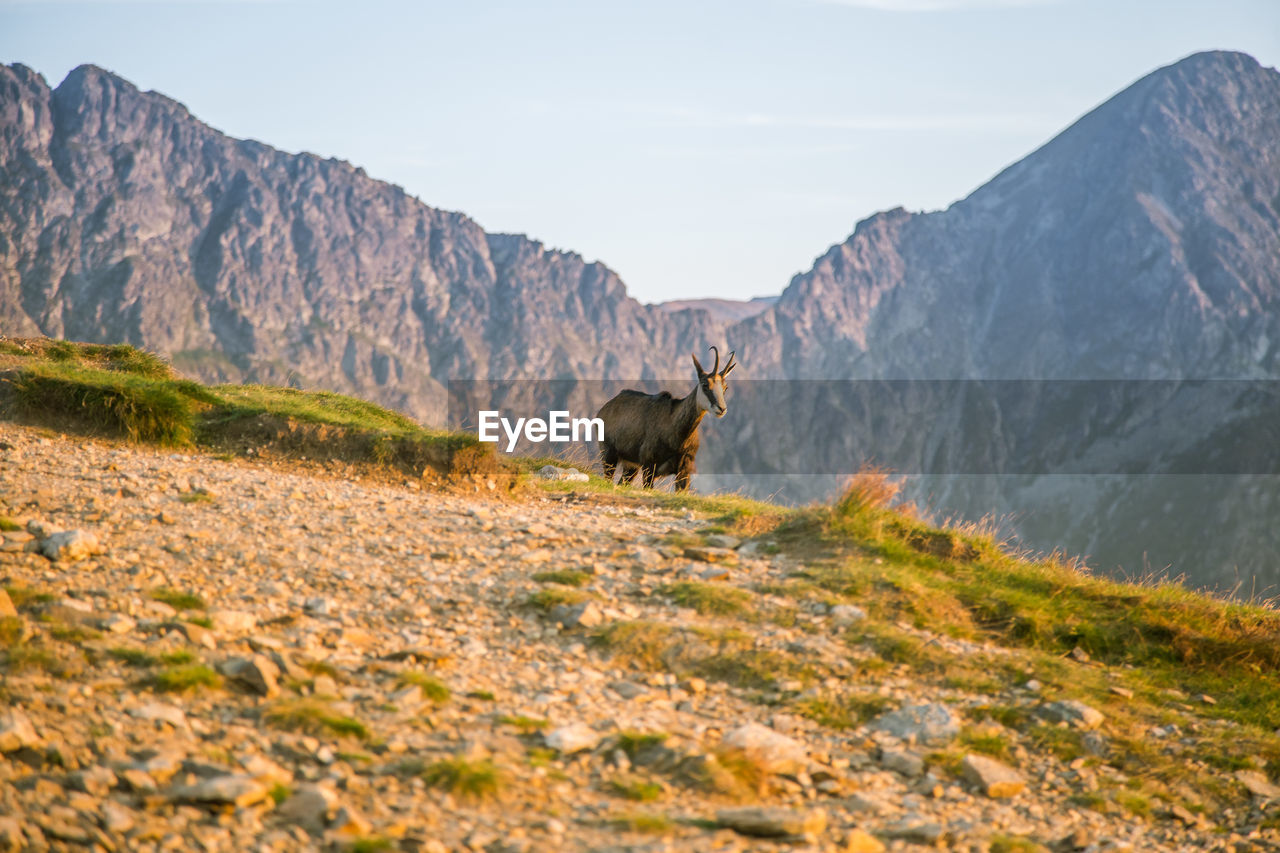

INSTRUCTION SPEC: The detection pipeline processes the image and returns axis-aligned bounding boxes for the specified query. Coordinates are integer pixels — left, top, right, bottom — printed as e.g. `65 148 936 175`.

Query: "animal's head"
691 346 737 418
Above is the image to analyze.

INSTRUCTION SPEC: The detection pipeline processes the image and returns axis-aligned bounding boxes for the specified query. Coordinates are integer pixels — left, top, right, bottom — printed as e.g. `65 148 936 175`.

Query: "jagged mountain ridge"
731 50 1280 381
0 62 721 421
2 51 1280 588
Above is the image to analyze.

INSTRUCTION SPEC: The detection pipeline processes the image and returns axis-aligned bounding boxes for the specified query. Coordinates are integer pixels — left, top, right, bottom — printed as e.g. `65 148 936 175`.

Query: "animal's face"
701 373 728 418
691 346 738 419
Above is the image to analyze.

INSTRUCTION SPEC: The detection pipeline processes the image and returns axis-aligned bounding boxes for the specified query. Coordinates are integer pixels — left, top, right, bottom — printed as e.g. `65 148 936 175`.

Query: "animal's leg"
601 445 619 483
641 464 657 489
674 455 695 492
619 464 639 485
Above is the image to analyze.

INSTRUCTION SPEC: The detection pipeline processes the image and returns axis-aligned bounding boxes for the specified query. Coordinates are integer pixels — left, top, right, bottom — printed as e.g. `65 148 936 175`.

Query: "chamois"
596 346 737 491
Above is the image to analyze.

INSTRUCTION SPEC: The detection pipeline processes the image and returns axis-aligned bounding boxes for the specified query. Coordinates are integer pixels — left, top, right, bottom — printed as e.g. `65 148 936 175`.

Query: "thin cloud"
639 105 1059 134
815 0 1056 10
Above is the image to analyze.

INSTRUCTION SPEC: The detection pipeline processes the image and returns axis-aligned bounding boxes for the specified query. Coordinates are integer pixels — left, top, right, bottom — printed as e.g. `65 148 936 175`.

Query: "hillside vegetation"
0 336 494 484
4 337 1280 847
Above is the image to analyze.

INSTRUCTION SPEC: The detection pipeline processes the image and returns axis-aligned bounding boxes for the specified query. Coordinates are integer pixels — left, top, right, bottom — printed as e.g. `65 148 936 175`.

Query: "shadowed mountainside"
2 51 1279 589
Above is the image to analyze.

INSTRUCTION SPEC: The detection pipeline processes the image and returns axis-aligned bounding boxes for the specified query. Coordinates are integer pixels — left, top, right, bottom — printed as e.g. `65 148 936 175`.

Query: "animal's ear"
722 351 737 377
691 353 706 376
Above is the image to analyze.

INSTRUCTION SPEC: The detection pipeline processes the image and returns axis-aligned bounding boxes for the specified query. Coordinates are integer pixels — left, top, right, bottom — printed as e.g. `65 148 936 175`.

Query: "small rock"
551 600 603 629
329 804 372 836
1107 685 1133 699
129 702 188 729
219 655 281 697
1036 700 1105 730
38 529 101 562
389 685 424 710
277 784 338 831
879 748 924 778
609 680 649 700
961 753 1025 798
68 765 117 797
867 704 960 745
882 819 944 844
168 620 216 649
0 708 41 752
716 806 826 838
535 465 589 483
1235 770 1280 799
171 774 269 808
843 829 887 853
0 816 22 850
704 534 741 549
545 723 599 754
238 753 292 786
830 604 867 626
97 613 136 634
683 546 738 565
100 801 136 834
209 609 257 633
721 722 807 774
0 589 16 618
119 768 159 793
304 596 334 616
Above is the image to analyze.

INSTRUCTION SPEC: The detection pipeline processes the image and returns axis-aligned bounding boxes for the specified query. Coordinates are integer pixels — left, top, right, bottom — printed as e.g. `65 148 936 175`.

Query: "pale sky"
2 0 1278 303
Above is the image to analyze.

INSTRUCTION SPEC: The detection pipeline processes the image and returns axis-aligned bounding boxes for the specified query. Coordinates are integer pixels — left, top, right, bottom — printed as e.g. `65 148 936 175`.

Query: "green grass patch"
528 587 592 611
151 664 222 692
411 757 505 801
4 586 55 610
11 361 198 444
960 729 1015 762
0 516 20 532
990 836 1046 853
532 569 592 587
268 783 292 805
608 775 664 802
0 617 23 648
592 620 817 690
348 839 395 853
467 690 496 701
264 699 370 740
617 731 669 758
794 692 894 729
397 671 451 704
497 714 549 733
108 647 196 667
2 337 490 478
1116 791 1153 819
301 659 340 679
149 587 207 611
660 581 751 616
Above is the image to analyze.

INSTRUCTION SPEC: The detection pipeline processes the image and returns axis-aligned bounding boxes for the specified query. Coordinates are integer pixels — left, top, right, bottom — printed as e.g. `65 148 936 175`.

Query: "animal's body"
596 347 736 491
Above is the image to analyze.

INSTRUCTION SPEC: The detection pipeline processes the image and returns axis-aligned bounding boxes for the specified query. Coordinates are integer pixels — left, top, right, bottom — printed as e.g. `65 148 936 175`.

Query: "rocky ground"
0 424 1270 852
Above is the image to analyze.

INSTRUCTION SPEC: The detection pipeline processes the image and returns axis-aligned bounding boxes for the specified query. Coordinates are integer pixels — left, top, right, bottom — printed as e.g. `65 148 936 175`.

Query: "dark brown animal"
596 346 737 491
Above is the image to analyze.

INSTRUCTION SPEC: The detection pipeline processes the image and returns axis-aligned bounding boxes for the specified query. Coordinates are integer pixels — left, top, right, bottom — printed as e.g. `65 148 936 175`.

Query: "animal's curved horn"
692 353 706 375
723 350 737 376
709 345 720 375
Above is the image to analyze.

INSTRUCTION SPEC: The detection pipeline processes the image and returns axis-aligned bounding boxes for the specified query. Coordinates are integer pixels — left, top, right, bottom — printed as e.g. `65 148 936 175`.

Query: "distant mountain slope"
732 50 1280 380
657 296 777 324
0 63 719 420
2 52 1279 589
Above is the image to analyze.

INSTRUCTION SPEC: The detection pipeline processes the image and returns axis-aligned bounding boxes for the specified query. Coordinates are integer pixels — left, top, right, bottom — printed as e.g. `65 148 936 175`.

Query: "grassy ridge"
583 470 1280 818
6 335 1280 819
0 337 484 478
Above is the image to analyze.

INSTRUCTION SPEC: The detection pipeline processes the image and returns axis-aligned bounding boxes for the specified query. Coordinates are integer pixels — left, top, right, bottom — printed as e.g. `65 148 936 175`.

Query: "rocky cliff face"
732 51 1280 381
0 63 721 421
2 52 1279 590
